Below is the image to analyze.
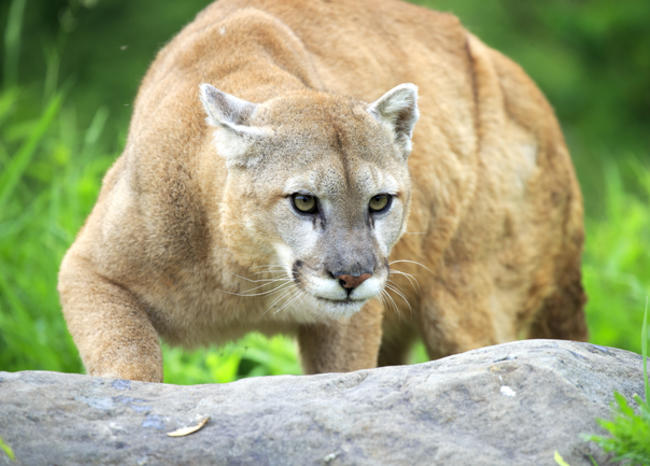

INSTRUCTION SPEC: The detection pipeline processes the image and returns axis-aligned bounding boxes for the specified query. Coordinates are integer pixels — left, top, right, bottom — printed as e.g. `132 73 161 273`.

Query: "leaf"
166 417 210 437
613 392 635 418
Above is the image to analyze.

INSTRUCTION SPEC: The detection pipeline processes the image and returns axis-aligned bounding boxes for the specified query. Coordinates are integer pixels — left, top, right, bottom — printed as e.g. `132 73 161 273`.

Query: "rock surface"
0 339 644 465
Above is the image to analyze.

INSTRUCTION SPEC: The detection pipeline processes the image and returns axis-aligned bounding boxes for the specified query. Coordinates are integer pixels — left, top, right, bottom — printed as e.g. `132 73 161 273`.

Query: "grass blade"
3 0 27 88
553 451 570 466
0 435 15 461
0 93 62 214
0 88 18 126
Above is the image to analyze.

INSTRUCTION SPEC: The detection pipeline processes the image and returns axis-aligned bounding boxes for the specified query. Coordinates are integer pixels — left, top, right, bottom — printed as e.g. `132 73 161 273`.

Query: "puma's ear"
368 83 419 158
199 83 268 165
200 83 258 130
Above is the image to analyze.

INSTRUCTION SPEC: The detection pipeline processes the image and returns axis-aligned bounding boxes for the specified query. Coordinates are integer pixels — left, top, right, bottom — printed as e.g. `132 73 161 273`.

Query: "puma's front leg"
297 299 383 374
58 253 163 382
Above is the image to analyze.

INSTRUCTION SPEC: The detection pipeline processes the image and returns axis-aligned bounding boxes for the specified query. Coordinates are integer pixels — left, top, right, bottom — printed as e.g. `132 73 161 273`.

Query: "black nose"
336 273 372 290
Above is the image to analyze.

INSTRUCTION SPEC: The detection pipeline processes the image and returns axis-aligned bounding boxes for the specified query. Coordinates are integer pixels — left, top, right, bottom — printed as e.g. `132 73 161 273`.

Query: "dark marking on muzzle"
292 260 303 283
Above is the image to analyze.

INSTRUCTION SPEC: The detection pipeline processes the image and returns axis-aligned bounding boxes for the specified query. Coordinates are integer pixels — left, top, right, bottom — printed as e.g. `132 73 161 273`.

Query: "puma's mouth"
305 292 367 319
313 296 366 305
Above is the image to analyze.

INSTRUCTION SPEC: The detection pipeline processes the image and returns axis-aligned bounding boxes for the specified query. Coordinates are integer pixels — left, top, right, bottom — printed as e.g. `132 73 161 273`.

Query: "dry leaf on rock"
166 417 210 437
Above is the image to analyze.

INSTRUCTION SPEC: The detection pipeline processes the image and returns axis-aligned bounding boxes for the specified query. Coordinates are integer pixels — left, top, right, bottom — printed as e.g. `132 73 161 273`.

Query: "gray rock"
0 340 644 465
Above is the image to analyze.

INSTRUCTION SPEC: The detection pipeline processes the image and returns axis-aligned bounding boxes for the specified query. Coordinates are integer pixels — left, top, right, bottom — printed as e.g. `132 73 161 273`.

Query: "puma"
58 0 588 382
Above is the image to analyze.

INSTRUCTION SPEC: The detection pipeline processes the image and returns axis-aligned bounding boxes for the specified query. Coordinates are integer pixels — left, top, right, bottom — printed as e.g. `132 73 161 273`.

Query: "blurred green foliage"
0 0 648 383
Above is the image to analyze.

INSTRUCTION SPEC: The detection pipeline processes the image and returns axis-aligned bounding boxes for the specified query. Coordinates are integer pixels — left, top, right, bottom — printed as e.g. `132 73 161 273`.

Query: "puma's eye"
291 193 318 214
369 194 392 213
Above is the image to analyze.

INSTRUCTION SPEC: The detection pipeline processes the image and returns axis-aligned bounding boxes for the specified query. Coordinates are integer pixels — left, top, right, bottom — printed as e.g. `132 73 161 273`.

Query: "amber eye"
291 193 318 214
369 194 392 213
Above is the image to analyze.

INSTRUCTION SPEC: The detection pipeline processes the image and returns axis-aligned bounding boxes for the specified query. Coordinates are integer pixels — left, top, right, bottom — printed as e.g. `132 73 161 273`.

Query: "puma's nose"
336 273 372 290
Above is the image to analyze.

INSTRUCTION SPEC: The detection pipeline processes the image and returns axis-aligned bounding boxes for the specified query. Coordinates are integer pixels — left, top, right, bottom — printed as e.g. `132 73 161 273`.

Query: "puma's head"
200 83 418 319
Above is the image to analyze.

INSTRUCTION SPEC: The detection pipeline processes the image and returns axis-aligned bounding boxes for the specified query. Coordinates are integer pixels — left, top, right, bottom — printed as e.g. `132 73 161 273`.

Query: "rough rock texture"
0 340 644 465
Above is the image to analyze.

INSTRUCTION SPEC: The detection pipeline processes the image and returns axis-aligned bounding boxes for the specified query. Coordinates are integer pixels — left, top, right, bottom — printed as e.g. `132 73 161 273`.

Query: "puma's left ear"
368 83 419 158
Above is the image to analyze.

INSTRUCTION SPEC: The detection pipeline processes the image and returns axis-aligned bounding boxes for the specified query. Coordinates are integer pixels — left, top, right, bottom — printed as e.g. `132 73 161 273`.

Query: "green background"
1 0 648 384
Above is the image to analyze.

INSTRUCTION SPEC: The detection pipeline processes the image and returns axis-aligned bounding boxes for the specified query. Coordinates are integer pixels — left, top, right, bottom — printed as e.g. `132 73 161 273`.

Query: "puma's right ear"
199 83 269 165
368 83 419 158
200 83 258 131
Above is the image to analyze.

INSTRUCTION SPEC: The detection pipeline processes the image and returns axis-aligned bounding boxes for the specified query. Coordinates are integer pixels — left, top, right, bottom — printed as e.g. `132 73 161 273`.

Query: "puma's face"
200 84 418 318
268 113 411 318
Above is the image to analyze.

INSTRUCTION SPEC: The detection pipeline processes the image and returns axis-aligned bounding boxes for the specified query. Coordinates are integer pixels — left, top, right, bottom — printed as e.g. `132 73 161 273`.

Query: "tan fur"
58 0 587 382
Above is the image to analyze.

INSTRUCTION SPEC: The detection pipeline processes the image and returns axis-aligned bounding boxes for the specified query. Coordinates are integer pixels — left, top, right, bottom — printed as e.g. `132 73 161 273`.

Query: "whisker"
380 287 400 318
251 269 287 277
389 259 433 274
260 291 295 319
386 289 401 318
385 281 412 314
376 291 385 309
378 290 392 315
273 289 303 315
265 287 301 316
250 264 287 271
219 281 292 297
236 279 291 294
389 269 420 291
264 285 299 315
233 274 288 284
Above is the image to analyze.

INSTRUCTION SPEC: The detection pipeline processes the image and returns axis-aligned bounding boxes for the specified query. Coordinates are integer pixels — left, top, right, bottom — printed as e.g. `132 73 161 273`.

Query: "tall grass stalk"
3 0 26 88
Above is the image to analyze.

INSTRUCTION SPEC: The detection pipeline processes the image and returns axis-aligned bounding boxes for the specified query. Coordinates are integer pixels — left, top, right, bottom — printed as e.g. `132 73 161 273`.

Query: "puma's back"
59 0 587 382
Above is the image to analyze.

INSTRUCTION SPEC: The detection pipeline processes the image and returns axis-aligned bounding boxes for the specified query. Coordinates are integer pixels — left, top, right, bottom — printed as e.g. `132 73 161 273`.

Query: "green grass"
162 334 301 385
583 298 650 465
0 85 110 373
583 160 650 354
